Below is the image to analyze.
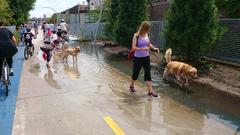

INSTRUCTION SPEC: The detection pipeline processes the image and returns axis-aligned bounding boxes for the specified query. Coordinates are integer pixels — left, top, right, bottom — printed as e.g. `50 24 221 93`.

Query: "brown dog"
62 46 80 63
163 48 198 85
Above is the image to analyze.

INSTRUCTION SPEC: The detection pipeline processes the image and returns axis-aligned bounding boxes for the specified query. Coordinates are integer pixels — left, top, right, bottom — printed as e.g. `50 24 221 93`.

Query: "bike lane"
0 44 25 135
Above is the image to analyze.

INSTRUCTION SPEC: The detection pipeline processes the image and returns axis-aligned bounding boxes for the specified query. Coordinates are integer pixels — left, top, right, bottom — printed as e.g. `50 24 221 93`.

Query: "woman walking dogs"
129 21 159 97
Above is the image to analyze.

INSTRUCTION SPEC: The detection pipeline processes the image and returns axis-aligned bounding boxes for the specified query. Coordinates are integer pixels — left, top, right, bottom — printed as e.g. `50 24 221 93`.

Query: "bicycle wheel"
24 46 29 60
5 85 8 96
3 64 9 97
30 45 35 57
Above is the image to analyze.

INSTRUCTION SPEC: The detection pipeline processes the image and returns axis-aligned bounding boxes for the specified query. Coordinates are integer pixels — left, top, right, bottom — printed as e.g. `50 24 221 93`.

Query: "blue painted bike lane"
0 45 24 135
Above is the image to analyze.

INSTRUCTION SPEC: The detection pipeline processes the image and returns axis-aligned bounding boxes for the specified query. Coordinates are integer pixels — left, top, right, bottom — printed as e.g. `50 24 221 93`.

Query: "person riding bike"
0 20 18 77
24 29 35 54
50 31 59 47
59 19 69 42
56 26 62 38
42 21 49 38
59 19 69 35
40 39 56 67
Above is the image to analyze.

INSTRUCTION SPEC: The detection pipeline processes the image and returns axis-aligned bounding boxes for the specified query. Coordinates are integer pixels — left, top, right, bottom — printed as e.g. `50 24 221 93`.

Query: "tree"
114 0 148 47
104 0 119 39
0 0 12 24
164 0 224 61
48 14 57 24
9 0 36 25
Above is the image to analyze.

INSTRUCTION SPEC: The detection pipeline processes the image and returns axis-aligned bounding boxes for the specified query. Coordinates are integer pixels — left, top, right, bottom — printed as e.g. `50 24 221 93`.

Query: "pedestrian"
20 23 27 42
129 21 159 97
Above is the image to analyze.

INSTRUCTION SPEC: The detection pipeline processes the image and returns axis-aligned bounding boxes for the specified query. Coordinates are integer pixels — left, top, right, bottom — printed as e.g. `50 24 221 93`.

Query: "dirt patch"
195 63 240 97
202 64 240 88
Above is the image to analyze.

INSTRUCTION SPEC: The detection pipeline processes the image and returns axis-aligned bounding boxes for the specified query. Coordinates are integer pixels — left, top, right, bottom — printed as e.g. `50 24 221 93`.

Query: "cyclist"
59 19 69 35
57 26 62 38
41 21 49 38
24 28 35 55
59 19 69 42
41 39 55 67
0 20 18 77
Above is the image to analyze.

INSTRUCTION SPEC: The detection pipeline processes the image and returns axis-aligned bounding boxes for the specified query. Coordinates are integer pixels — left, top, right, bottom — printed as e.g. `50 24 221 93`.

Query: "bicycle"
1 58 10 96
24 42 34 60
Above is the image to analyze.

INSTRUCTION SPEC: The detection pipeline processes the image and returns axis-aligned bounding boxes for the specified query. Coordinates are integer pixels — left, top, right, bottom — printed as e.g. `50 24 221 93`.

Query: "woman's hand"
154 47 160 53
141 47 150 51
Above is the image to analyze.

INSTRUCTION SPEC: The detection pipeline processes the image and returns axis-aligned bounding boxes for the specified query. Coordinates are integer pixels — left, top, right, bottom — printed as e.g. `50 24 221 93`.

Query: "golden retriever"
62 46 80 63
163 48 198 85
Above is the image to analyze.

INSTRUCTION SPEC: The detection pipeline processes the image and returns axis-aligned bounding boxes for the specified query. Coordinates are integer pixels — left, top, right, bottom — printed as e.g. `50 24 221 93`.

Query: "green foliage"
13 31 20 44
97 34 110 41
0 0 12 24
215 0 240 18
48 14 57 24
164 0 224 61
85 0 110 23
9 0 36 25
101 0 111 23
86 10 100 23
236 74 240 81
113 0 148 47
195 60 216 73
104 0 119 39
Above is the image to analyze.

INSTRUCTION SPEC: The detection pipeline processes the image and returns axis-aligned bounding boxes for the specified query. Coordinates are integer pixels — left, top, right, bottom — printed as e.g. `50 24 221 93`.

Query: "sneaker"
129 86 136 93
9 68 14 76
148 89 158 97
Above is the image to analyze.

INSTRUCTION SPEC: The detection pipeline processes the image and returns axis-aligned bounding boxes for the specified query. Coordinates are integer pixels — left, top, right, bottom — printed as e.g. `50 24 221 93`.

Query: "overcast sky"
30 0 87 18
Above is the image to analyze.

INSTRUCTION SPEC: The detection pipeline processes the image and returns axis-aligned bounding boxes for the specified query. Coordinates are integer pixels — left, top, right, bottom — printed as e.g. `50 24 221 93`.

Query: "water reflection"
63 63 80 80
44 67 61 89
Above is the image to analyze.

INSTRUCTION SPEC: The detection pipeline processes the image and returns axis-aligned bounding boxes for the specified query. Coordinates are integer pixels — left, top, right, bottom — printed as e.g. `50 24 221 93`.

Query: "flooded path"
12 34 240 135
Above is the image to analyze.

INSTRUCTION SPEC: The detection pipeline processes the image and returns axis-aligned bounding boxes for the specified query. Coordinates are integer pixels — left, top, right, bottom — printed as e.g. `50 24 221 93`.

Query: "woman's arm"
148 43 159 53
132 33 149 51
12 36 18 46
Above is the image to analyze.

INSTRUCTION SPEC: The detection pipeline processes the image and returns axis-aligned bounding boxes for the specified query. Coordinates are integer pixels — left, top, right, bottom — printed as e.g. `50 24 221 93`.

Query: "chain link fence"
208 19 240 63
68 16 240 63
68 14 105 40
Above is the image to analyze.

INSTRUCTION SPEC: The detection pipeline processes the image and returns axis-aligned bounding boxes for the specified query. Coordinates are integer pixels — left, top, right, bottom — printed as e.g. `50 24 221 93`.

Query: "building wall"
149 1 234 21
149 1 170 21
89 0 104 10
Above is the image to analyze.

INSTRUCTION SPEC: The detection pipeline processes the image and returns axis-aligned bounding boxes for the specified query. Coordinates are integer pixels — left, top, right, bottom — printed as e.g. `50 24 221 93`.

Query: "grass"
236 74 240 81
13 31 20 44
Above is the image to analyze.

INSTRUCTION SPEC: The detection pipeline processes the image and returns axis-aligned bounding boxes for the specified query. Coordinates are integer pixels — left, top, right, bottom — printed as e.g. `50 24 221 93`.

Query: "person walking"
129 21 159 97
20 23 27 42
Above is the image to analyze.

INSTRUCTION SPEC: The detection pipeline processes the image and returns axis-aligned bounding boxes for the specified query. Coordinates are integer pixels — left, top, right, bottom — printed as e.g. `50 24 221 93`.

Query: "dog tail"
165 48 172 63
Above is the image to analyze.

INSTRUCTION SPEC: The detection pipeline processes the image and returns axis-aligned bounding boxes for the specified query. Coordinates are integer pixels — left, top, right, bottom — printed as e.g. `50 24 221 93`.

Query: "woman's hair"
138 21 150 36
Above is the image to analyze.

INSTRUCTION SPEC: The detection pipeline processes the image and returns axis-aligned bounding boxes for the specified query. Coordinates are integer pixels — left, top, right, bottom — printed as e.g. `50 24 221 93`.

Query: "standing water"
31 41 240 135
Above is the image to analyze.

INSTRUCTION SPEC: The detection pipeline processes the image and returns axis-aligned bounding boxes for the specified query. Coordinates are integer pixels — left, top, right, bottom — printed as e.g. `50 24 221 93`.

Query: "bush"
113 0 148 47
164 0 224 62
13 31 20 44
105 0 148 47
